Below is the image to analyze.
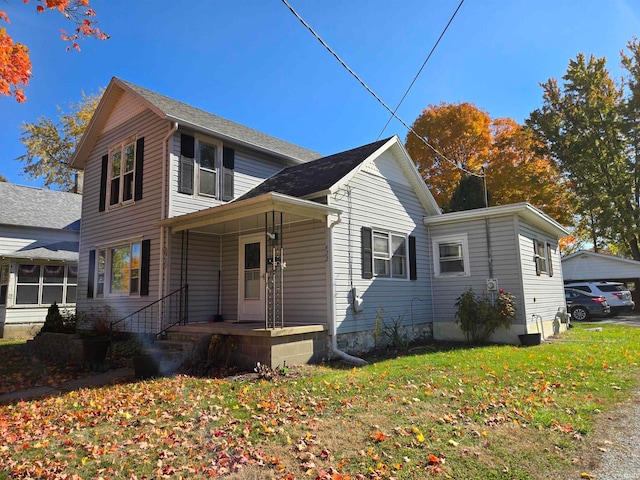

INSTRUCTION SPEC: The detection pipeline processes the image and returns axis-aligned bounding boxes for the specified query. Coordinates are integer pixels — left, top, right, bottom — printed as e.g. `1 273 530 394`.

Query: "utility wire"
377 0 465 140
280 0 482 178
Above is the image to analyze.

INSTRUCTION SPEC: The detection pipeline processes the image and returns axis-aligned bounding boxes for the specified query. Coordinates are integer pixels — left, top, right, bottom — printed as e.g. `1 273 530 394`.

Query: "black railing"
110 285 188 337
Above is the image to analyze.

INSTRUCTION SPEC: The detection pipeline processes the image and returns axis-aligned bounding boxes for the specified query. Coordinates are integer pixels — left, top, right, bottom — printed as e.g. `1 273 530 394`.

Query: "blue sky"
2 0 640 187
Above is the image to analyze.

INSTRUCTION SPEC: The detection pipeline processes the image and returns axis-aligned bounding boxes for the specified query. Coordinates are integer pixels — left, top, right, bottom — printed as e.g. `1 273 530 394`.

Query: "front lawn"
1 323 639 479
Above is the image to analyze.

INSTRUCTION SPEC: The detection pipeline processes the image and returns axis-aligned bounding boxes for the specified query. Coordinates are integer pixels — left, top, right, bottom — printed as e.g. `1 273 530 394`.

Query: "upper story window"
109 137 136 207
433 234 470 277
15 264 77 306
179 133 235 201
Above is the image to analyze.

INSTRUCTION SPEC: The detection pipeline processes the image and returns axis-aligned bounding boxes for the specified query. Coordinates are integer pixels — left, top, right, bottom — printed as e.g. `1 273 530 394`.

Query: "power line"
280 0 482 178
377 0 465 140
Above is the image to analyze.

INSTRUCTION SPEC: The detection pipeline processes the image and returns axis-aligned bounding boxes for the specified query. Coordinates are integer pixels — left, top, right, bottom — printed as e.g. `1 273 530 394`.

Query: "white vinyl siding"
331 150 432 336
429 215 524 335
76 109 165 321
0 225 78 257
169 133 293 217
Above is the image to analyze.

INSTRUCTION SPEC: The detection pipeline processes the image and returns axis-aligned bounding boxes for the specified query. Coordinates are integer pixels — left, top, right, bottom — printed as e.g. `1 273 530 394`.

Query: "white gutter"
327 214 368 366
158 122 179 330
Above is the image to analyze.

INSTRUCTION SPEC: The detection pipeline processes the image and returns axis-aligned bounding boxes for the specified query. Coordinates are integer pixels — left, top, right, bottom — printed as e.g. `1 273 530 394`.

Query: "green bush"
455 288 516 343
40 302 76 334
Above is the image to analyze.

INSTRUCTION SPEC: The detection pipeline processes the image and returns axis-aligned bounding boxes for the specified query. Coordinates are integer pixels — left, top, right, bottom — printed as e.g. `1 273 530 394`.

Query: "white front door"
238 234 265 321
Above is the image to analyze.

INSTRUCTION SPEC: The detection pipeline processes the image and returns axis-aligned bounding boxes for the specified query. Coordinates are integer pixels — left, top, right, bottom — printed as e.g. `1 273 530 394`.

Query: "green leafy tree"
528 42 640 259
18 90 101 191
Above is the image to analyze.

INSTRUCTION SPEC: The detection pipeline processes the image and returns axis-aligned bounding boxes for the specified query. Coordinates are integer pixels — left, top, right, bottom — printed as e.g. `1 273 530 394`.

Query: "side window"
197 142 218 197
534 239 547 275
433 234 470 277
362 227 415 280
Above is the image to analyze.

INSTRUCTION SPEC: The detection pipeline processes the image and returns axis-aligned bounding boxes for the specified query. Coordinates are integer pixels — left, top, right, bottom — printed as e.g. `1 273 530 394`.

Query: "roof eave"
156 192 341 233
423 203 569 238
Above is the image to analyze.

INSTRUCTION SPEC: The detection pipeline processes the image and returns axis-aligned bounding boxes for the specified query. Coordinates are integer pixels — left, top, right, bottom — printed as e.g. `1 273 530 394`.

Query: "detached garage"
561 250 640 309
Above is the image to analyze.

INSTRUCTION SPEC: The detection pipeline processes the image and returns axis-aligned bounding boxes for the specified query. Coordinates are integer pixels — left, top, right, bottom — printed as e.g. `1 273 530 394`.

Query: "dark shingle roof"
0 183 81 230
237 138 391 201
118 79 321 163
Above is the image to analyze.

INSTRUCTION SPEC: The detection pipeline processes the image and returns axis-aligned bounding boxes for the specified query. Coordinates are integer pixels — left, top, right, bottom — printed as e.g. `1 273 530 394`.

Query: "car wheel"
571 306 590 321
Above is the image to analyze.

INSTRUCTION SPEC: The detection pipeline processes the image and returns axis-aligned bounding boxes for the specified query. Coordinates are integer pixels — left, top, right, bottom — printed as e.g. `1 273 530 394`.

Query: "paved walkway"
0 367 134 405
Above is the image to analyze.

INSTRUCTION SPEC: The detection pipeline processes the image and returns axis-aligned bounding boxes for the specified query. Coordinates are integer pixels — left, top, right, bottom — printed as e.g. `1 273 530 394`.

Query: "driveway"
592 310 640 326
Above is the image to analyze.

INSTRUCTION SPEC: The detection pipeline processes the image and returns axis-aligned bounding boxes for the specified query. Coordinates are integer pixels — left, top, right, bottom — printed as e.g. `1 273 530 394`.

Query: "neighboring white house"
67 77 569 366
0 183 81 338
425 203 570 343
562 250 640 308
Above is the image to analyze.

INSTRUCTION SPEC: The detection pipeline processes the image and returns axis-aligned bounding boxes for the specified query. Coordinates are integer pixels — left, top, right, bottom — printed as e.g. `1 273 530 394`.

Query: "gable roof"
71 77 321 168
0 183 81 231
423 202 569 238
237 138 391 201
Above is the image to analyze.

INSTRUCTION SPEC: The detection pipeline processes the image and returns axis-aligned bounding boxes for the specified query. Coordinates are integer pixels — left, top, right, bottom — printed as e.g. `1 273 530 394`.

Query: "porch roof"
156 192 342 233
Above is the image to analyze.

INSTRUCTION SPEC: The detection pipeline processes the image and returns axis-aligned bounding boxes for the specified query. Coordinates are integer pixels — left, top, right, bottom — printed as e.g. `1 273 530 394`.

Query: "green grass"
1 323 639 479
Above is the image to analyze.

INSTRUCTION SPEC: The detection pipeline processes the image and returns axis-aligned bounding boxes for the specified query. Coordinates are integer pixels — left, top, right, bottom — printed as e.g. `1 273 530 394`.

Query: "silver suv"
564 281 635 315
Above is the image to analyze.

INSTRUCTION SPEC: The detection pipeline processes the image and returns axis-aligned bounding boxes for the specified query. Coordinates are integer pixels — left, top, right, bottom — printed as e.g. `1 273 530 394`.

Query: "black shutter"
409 235 417 280
87 249 96 298
222 146 235 201
180 134 194 158
134 137 144 201
534 239 541 276
179 156 194 194
179 134 195 194
99 155 108 212
547 242 554 277
361 227 373 279
140 239 151 296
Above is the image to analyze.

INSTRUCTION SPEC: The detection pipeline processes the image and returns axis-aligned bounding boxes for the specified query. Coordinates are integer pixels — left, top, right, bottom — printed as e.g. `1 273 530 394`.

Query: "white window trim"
534 239 548 274
107 135 137 209
95 237 143 298
372 230 409 280
433 233 470 278
195 136 223 200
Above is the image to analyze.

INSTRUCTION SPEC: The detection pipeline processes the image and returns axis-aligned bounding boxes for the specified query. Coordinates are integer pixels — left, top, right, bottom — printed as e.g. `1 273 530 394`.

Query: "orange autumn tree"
405 102 573 224
0 0 107 102
405 102 492 209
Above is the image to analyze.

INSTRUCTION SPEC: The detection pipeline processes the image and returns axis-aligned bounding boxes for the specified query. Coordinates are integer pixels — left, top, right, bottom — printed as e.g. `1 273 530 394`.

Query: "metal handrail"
110 284 188 337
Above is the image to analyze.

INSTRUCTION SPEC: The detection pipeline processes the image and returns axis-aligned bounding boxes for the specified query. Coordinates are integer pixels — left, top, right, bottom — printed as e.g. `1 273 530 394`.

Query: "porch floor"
167 321 328 369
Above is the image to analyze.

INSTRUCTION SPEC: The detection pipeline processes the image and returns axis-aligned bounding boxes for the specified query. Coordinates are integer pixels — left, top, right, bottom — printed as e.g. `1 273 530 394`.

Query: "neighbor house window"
96 241 141 297
372 230 408 279
0 264 9 305
433 234 470 277
15 264 77 306
109 137 136 206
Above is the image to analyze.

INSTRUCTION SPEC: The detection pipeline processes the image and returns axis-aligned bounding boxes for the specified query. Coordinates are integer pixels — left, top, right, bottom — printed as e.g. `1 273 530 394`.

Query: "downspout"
158 122 179 331
328 214 368 366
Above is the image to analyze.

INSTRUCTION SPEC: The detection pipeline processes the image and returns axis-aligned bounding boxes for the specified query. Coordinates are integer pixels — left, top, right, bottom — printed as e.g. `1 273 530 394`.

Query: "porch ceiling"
156 192 342 234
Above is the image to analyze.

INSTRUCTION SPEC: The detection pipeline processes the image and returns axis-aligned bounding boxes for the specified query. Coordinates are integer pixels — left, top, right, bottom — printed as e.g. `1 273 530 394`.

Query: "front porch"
167 321 328 370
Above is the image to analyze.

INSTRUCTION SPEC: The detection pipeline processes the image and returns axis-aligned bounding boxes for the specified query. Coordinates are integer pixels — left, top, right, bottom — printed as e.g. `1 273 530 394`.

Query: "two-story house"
70 77 569 368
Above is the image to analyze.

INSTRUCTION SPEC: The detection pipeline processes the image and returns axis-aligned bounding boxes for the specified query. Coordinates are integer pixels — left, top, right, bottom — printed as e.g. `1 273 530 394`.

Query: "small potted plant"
79 310 113 369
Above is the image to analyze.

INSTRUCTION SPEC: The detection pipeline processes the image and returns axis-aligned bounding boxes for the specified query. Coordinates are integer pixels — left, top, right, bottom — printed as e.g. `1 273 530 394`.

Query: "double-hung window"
96 241 141 297
372 230 408 279
15 264 77 305
534 239 553 276
109 137 136 206
433 234 470 277
198 141 218 197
